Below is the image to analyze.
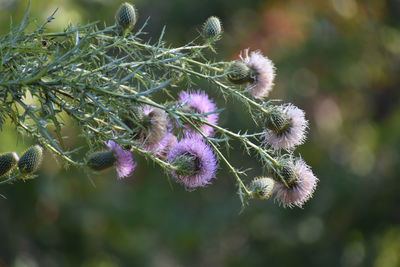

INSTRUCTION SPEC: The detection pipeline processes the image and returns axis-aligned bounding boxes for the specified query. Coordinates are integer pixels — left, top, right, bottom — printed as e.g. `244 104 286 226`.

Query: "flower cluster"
226 47 317 208
87 89 219 188
0 2 319 209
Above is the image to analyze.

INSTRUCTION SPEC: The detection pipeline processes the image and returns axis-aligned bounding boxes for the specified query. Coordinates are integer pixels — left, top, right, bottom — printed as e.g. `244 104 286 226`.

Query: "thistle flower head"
249 177 275 200
167 137 217 190
202 16 222 39
240 49 276 99
226 61 254 85
264 104 308 150
18 145 43 174
87 151 116 171
178 90 219 137
116 2 137 34
105 140 136 178
273 158 318 208
0 152 19 177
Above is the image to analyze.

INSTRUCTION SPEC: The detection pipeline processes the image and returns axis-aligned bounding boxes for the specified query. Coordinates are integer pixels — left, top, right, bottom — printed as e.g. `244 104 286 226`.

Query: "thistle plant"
0 3 318 209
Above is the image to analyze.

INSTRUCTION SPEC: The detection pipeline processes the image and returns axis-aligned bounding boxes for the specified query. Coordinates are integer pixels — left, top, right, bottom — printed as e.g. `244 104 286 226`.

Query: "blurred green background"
1 0 400 266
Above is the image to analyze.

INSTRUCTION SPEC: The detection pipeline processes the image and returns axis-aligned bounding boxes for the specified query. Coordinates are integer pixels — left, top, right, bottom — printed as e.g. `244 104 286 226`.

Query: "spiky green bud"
273 161 297 187
202 16 222 39
0 152 19 177
249 177 275 200
226 61 253 84
116 2 137 35
87 151 116 171
18 145 43 174
265 111 291 135
171 153 199 176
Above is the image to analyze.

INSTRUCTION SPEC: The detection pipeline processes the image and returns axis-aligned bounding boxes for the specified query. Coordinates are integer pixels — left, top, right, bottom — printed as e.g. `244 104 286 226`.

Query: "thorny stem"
41 64 275 193
179 111 280 167
69 67 278 169
0 174 20 185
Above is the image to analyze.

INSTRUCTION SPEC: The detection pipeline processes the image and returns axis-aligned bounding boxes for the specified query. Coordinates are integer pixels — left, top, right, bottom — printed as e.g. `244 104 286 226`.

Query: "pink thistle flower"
105 140 136 179
178 90 219 137
240 49 276 99
273 158 318 208
264 104 308 150
167 137 217 190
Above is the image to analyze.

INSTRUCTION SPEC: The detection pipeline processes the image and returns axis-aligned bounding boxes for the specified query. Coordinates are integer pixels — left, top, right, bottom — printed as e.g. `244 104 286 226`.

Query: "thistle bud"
226 61 253 85
18 145 43 174
202 16 222 39
0 152 19 177
87 151 116 171
171 153 199 176
249 177 275 200
116 2 137 35
273 160 298 187
264 111 291 136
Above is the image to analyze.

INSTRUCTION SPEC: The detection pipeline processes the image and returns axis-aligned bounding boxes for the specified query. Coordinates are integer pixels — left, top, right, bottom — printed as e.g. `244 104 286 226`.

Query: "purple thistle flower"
105 140 136 179
178 90 219 137
167 137 217 190
264 104 308 150
240 49 276 99
273 158 318 208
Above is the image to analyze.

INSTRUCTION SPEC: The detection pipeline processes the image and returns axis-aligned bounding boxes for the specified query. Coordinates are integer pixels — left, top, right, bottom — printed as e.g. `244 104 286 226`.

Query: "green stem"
0 174 19 185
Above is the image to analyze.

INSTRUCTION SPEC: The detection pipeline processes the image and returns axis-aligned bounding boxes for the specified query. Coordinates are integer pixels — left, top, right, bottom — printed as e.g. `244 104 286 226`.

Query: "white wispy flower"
264 104 308 150
240 49 276 99
273 158 318 208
